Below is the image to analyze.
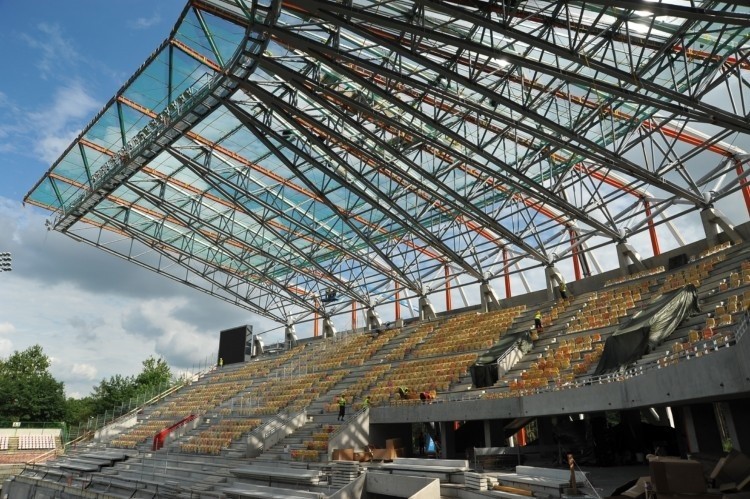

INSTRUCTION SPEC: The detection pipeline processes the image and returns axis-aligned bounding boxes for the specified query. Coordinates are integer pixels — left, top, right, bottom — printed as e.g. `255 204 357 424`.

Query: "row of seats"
566 282 649 334
660 253 724 293
605 266 665 287
110 419 172 449
180 418 262 455
411 306 525 359
18 435 56 450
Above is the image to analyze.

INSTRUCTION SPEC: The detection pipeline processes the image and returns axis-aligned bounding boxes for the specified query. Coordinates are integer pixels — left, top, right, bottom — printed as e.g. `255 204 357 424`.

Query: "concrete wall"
366 472 440 499
329 409 370 454
329 473 366 499
94 414 138 442
247 411 307 458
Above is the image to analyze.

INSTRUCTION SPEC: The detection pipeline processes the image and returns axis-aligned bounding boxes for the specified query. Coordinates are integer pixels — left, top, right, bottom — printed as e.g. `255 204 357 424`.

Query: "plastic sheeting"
593 284 700 375
471 331 533 388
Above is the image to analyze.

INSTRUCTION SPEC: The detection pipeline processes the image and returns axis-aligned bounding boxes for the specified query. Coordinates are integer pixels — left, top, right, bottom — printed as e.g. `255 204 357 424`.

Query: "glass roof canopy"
25 0 750 327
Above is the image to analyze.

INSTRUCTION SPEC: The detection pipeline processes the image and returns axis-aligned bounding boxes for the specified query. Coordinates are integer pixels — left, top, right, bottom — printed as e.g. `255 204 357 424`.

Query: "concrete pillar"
544 266 559 301
484 420 492 448
285 324 298 348
680 406 700 454
701 207 743 247
419 296 437 321
480 281 500 313
725 398 750 452
323 317 337 338
367 307 382 331
687 403 723 454
439 422 456 459
616 241 647 276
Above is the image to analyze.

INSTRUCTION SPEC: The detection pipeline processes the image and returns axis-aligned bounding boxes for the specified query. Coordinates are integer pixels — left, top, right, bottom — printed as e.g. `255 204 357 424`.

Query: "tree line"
0 345 172 428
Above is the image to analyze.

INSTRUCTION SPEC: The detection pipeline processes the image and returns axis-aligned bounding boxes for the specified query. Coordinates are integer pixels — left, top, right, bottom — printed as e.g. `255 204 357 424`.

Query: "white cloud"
0 322 16 335
131 14 162 30
71 363 98 381
0 197 255 397
28 82 100 163
0 338 13 358
20 23 82 80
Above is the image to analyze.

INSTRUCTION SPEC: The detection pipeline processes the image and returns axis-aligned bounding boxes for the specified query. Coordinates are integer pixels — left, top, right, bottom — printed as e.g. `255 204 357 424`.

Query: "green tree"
64 396 95 427
0 345 65 422
134 356 172 391
90 374 136 415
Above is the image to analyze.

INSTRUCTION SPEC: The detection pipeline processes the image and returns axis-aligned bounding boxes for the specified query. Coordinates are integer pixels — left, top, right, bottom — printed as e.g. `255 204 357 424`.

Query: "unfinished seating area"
661 253 725 294
412 306 525 359
366 353 477 405
566 281 650 334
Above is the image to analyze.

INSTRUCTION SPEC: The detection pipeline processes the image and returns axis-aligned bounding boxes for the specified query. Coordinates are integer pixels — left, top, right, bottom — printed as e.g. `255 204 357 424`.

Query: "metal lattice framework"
24 0 750 328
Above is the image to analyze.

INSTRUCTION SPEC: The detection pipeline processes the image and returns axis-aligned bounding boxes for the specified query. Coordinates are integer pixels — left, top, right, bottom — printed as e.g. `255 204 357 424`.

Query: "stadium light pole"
0 252 10 273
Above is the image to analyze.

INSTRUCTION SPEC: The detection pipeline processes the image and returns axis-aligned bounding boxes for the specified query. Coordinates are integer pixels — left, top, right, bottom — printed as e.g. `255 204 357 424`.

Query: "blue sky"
0 1 272 398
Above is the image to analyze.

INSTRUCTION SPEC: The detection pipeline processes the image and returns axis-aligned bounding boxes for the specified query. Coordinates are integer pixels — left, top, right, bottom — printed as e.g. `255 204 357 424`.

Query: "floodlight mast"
0 252 11 273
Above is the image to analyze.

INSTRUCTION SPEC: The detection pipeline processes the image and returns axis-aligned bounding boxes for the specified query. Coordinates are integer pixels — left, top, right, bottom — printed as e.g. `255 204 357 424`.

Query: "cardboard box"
332 449 341 461
339 448 355 461
656 493 721 499
623 476 651 499
372 448 397 461
649 457 706 495
386 438 403 450
714 450 750 489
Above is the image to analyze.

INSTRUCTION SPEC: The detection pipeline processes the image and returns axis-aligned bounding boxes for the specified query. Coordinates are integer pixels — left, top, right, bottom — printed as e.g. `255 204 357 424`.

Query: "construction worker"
337 395 346 421
534 311 543 332
363 395 370 409
560 281 568 299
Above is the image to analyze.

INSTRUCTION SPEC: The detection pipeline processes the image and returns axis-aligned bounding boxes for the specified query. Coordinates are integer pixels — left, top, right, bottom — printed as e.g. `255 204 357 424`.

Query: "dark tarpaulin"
593 284 700 375
471 331 533 388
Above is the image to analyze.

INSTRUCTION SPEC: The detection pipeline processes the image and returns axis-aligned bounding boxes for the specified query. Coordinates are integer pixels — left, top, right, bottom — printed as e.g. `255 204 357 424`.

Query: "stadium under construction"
7 0 750 497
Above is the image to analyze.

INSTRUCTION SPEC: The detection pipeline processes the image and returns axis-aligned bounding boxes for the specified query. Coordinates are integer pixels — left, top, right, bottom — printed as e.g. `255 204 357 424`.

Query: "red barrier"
152 414 197 451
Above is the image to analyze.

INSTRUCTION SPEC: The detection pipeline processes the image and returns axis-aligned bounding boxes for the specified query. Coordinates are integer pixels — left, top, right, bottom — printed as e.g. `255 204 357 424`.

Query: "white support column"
545 266 564 301
419 295 437 321
367 307 383 331
480 281 500 313
323 317 337 338
701 207 743 247
285 324 298 348
616 241 647 276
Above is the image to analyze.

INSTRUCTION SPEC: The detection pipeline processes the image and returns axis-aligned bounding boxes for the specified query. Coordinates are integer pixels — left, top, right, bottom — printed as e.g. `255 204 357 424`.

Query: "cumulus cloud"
28 82 100 163
0 198 271 396
130 14 162 30
20 23 82 80
71 363 98 381
0 338 13 358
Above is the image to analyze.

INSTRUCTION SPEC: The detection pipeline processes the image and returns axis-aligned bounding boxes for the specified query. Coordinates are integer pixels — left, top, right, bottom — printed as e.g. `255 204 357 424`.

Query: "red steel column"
352 301 357 331
395 285 401 321
503 247 511 298
569 228 582 281
445 265 452 311
643 198 661 256
734 159 750 218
